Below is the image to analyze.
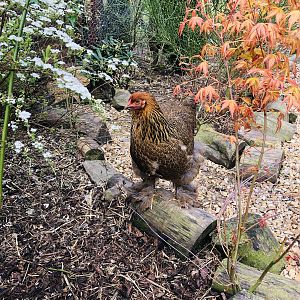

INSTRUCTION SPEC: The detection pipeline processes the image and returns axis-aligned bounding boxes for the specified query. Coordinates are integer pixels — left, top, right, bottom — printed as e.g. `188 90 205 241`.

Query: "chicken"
127 91 203 209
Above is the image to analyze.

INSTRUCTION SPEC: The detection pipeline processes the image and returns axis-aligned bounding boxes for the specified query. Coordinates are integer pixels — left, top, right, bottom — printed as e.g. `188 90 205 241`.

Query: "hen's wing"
157 94 196 154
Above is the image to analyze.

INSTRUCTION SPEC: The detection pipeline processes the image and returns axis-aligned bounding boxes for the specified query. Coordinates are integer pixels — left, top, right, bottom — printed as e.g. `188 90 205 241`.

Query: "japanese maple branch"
242 109 267 228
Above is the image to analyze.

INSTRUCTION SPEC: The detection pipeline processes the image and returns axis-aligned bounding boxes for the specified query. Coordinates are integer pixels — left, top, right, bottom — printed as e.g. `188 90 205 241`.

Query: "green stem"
0 0 30 208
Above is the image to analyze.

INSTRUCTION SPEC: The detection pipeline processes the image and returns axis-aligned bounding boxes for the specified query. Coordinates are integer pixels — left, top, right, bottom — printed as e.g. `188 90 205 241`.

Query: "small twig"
21 263 30 284
145 278 178 298
13 233 21 257
48 267 74 276
117 274 147 299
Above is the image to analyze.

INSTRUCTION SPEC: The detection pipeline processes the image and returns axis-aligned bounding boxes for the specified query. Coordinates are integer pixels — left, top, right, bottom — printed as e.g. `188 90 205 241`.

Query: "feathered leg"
128 177 156 211
174 183 198 208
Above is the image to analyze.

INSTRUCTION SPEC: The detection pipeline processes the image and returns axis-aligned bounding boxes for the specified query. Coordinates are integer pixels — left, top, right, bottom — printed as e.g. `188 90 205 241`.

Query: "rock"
37 107 70 127
106 174 133 190
240 146 284 183
111 89 131 110
195 124 247 169
266 97 288 117
75 109 111 145
253 112 296 142
213 214 285 274
289 113 298 124
83 160 117 188
103 174 133 201
239 129 282 149
265 97 298 124
90 80 115 102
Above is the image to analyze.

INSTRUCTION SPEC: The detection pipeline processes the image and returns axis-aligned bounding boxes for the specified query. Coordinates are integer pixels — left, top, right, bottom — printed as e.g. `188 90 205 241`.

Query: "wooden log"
253 112 296 142
92 172 217 257
212 258 300 299
212 214 284 274
130 189 217 257
229 290 264 300
240 146 284 183
77 137 105 160
195 124 246 169
238 129 282 149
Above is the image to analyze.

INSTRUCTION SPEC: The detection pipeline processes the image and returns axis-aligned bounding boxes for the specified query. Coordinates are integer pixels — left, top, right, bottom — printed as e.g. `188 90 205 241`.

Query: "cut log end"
240 147 284 183
77 137 104 160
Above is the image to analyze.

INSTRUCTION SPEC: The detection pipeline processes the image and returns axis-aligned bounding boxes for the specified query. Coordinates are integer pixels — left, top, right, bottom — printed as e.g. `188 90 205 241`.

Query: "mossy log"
253 112 296 142
130 189 217 257
195 124 246 169
240 146 284 183
212 214 284 274
229 290 264 300
238 129 282 149
212 259 300 299
77 137 105 160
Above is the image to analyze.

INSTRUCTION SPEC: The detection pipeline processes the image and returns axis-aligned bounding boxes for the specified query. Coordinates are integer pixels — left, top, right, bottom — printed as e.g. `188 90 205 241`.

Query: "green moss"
213 214 285 274
238 240 284 274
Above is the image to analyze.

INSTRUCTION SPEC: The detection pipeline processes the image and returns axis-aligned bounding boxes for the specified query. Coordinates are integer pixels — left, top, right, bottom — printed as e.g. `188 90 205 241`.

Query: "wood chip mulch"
1 127 220 299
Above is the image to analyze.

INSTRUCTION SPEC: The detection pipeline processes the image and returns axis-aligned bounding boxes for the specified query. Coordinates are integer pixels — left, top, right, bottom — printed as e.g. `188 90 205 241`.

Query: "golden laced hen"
127 91 203 209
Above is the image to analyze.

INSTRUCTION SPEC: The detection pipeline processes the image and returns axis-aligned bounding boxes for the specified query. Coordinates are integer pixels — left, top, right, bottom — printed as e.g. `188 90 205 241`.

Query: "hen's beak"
126 98 136 110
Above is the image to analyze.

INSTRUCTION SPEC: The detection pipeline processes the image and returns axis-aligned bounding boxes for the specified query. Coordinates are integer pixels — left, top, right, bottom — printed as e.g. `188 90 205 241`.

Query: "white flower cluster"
106 58 137 71
56 72 91 100
18 110 31 121
8 35 23 42
14 141 24 154
31 57 91 100
11 0 26 6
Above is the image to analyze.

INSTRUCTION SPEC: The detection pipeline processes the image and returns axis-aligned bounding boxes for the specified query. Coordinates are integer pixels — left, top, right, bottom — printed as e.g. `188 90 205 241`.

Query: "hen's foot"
127 178 155 194
129 185 156 211
175 184 198 208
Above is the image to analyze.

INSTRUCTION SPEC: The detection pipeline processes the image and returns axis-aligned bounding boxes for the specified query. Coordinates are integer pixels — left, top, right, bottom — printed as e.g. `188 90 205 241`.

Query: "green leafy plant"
0 0 90 208
143 0 226 69
82 37 137 89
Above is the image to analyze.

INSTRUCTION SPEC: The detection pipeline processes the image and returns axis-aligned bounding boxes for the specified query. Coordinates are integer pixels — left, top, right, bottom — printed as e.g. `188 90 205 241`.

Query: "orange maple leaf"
178 21 186 37
195 61 209 76
188 16 203 31
194 85 220 103
221 99 239 118
287 10 300 31
173 85 181 96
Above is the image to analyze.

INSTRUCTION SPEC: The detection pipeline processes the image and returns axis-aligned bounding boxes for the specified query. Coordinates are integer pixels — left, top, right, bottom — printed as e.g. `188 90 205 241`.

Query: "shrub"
82 37 137 89
0 0 91 206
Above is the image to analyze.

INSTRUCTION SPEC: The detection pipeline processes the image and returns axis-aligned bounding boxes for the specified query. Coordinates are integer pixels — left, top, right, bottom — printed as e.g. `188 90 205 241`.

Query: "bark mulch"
0 126 220 300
